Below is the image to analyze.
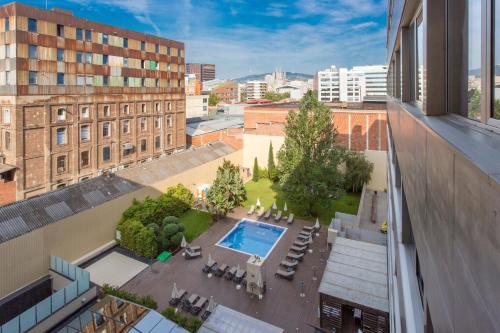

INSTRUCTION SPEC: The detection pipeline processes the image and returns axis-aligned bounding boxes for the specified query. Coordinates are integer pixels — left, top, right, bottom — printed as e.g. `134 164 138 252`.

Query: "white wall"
243 134 284 169
364 149 387 192
186 95 208 119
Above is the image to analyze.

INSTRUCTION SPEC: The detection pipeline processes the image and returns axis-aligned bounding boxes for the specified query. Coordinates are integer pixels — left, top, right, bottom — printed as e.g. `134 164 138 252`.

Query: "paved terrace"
122 208 330 332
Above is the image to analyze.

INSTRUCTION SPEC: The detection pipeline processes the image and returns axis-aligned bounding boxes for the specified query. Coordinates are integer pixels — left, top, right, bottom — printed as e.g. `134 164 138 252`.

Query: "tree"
159 216 185 250
207 160 246 219
252 157 260 182
277 91 344 215
267 142 278 182
468 88 481 119
264 91 290 101
344 151 374 192
208 93 221 106
240 91 247 102
166 184 194 211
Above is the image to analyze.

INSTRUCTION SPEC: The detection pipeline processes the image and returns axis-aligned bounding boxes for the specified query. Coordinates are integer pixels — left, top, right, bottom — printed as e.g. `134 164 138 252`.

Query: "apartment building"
317 65 387 102
212 81 238 103
386 0 500 332
0 3 186 204
186 63 216 82
185 73 202 96
245 80 268 99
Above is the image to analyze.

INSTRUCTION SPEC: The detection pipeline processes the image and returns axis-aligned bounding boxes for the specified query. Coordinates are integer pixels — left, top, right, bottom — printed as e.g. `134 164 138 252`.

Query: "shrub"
161 307 202 333
102 284 157 309
344 151 374 192
160 217 184 251
259 167 269 179
136 227 158 258
118 219 143 252
118 219 158 258
162 215 180 226
166 184 194 213
252 157 260 182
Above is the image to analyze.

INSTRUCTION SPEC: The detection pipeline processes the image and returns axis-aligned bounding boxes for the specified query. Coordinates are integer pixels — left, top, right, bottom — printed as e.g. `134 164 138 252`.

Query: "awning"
0 163 15 174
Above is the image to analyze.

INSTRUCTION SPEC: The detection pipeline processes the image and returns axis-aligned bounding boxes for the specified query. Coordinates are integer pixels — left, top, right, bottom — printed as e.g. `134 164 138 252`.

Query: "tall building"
245 81 268 99
386 0 500 332
186 63 216 82
0 3 186 204
317 65 387 102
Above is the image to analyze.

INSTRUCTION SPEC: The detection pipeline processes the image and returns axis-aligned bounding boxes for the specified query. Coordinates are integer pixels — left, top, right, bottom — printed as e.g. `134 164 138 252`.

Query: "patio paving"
121 208 330 332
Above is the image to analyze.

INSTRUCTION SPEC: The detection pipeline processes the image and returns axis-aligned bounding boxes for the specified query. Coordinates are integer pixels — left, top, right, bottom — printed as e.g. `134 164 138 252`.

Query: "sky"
4 0 388 79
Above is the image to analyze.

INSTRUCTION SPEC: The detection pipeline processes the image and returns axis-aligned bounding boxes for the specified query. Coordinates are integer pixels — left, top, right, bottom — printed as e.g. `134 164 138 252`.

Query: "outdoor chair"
181 293 199 312
184 248 202 260
274 210 282 222
287 213 295 224
190 296 208 315
233 269 246 283
247 205 255 215
202 261 217 273
169 289 187 306
188 245 201 252
224 266 237 280
275 268 295 280
280 259 298 269
264 208 272 219
201 303 217 321
302 225 315 232
256 207 265 219
214 263 228 277
290 245 307 253
286 251 304 262
297 234 311 242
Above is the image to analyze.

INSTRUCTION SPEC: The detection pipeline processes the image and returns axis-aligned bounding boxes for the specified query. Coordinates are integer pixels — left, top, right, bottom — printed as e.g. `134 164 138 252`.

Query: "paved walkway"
122 208 329 332
358 189 387 232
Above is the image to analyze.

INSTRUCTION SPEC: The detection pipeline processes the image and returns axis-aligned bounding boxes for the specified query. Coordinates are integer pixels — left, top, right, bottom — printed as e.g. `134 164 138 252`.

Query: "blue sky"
6 0 387 78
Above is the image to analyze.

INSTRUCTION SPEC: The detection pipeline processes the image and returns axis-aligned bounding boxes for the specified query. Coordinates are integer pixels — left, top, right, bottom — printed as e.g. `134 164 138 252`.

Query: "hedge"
162 307 202 333
102 284 157 309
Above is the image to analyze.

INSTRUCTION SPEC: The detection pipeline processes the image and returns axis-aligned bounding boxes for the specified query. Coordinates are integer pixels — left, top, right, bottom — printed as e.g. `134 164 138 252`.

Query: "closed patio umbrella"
181 235 187 248
272 201 277 210
314 218 320 230
256 198 261 207
171 282 178 299
208 253 215 266
283 202 288 212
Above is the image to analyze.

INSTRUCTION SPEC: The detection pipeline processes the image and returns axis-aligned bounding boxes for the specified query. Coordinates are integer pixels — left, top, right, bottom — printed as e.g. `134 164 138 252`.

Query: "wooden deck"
121 208 329 332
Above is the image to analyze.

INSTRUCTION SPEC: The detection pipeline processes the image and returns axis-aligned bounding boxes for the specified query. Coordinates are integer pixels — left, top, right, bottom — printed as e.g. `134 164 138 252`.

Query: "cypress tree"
252 157 260 182
268 142 276 181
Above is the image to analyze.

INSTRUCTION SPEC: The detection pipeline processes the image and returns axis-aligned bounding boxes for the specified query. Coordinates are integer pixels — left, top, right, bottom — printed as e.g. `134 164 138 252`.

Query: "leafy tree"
264 91 290 101
136 227 158 258
118 219 157 258
344 151 374 192
267 142 278 182
118 219 143 252
166 184 194 212
240 91 247 102
468 88 481 119
207 160 246 219
252 157 260 181
277 91 344 215
208 93 221 106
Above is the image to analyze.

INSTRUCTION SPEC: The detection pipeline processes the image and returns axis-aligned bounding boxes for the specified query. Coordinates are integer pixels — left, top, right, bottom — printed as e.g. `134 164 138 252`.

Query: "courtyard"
121 207 330 332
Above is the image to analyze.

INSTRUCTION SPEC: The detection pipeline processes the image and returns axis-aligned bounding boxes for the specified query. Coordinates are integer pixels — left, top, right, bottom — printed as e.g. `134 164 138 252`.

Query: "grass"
178 209 213 242
243 178 361 225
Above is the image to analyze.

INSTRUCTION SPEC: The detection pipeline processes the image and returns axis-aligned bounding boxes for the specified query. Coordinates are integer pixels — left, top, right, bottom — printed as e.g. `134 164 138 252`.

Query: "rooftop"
186 117 244 136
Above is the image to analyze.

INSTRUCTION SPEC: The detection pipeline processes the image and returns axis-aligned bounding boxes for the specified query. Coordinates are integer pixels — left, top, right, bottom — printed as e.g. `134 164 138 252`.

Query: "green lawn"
179 209 212 242
243 178 361 225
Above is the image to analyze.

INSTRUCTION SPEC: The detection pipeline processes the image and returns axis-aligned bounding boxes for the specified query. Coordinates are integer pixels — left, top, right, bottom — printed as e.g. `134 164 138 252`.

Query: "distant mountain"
231 72 313 83
469 65 500 76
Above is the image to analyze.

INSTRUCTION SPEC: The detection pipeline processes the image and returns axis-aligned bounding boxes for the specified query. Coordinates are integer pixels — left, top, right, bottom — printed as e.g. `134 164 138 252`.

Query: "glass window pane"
494 0 500 119
416 14 424 102
467 0 482 120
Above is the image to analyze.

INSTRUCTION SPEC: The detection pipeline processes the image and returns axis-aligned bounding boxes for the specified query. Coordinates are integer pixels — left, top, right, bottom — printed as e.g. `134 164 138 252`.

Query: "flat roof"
198 305 284 333
319 237 389 313
186 117 243 136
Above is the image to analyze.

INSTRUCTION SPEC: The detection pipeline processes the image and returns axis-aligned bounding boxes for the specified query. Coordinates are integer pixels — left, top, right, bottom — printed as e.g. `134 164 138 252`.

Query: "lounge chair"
297 234 311 242
294 239 309 248
302 225 315 232
286 213 294 224
256 207 265 219
280 259 298 269
181 293 199 312
188 245 201 252
247 205 255 215
169 289 187 306
224 266 237 280
201 304 216 321
290 245 307 253
299 230 313 238
202 261 217 273
274 210 282 222
184 248 202 260
275 268 295 280
190 296 208 315
286 251 304 262
233 269 246 283
264 208 272 219
214 264 228 277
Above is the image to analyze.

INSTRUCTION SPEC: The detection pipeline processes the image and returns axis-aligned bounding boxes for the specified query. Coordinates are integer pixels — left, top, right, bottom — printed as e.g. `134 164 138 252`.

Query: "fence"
0 256 90 333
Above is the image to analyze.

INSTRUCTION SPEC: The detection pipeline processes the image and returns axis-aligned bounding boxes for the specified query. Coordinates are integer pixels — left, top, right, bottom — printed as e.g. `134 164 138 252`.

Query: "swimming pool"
216 219 287 258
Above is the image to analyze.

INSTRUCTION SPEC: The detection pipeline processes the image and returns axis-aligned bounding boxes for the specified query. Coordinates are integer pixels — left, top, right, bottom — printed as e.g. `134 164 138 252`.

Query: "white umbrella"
171 283 178 299
314 218 320 230
256 198 261 207
207 296 216 312
283 202 288 212
181 235 187 248
272 201 277 210
308 236 313 244
236 264 241 274
207 253 215 266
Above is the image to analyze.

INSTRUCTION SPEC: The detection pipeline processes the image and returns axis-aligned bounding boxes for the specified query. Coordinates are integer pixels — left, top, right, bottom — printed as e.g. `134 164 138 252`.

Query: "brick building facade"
212 82 238 103
0 3 186 203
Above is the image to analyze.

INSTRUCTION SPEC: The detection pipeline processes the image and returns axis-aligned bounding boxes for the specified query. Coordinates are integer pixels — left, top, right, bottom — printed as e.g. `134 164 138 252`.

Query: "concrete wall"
243 133 284 169
0 149 242 299
364 150 387 192
186 95 208 119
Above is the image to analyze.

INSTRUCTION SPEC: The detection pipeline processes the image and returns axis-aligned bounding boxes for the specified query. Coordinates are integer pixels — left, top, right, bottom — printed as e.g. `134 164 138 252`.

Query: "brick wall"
0 180 15 205
187 127 243 150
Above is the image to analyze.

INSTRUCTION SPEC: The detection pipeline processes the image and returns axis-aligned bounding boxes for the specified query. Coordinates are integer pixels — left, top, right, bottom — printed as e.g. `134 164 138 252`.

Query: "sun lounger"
190 296 208 315
275 268 295 280
214 264 228 277
256 207 265 219
274 210 282 222
224 266 237 280
184 248 202 260
264 208 272 219
169 289 187 306
302 225 315 232
233 269 246 283
188 245 201 252
247 205 255 215
297 234 311 242
286 251 304 262
286 213 294 224
280 260 298 269
299 230 313 238
181 293 199 312
290 245 307 253
294 239 309 248
202 261 217 273
202 304 217 321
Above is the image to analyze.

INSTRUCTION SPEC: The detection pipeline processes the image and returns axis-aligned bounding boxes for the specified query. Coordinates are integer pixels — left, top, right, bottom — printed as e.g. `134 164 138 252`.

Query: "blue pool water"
217 219 286 258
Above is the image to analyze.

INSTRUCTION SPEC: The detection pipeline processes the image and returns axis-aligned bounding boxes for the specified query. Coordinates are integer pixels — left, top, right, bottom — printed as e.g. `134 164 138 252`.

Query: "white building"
245 81 268 99
317 65 387 102
186 95 209 119
202 79 225 92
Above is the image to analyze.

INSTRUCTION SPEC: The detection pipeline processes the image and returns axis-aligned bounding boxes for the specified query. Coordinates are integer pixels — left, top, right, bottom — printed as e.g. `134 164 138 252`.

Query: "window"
5 131 10 150
167 115 173 128
493 0 500 120
141 41 145 51
124 57 128 67
57 24 64 37
155 44 159 53
141 78 146 87
155 103 160 112
140 139 147 152
141 104 146 113
124 76 129 87
76 52 83 63
167 47 170 55
102 122 111 137
85 52 92 63
167 133 172 145
102 146 111 161
56 127 66 145
57 108 66 121
102 33 108 45
76 28 83 40
29 71 37 85
57 48 64 62
57 73 64 85
168 102 172 111
141 59 145 69
466 0 482 120
415 13 423 103
86 75 93 86
56 155 66 173
123 37 128 48
103 105 110 117
103 54 108 65
140 117 146 131
155 116 161 129
155 136 161 149
28 18 37 32
81 151 89 167
85 29 91 41
124 104 130 114
80 124 90 141
81 106 89 119
123 119 130 133
5 44 10 58
123 144 133 156
28 44 37 58
103 76 109 86
4 18 9 32
156 79 160 87
3 109 10 124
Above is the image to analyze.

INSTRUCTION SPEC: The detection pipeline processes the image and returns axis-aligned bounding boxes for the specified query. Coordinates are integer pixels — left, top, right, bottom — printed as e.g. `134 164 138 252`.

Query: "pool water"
217 219 286 258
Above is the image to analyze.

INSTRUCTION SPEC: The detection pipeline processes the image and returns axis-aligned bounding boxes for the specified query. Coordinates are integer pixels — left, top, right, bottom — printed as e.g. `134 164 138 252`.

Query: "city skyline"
3 0 387 78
